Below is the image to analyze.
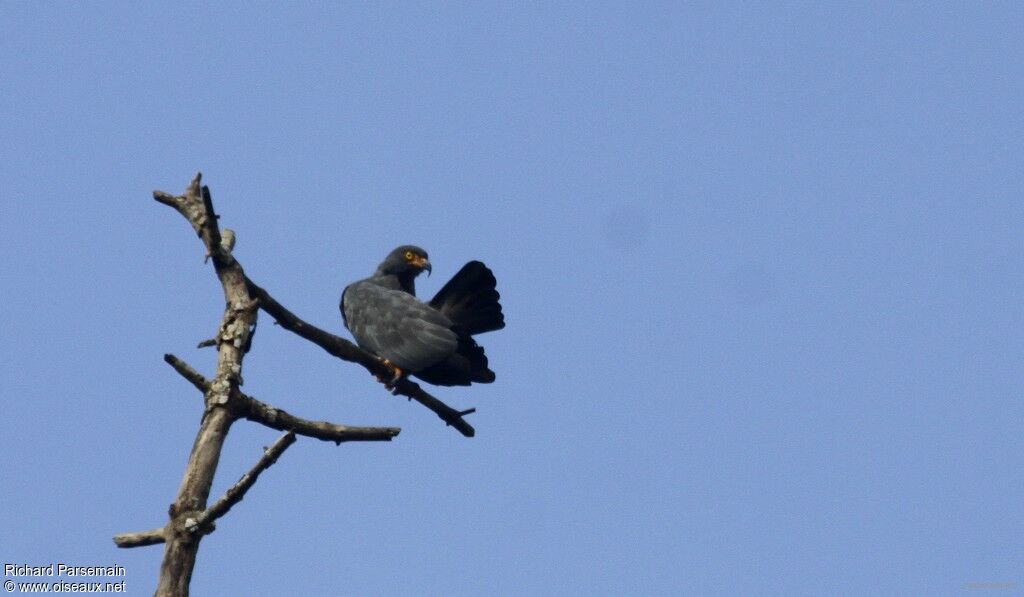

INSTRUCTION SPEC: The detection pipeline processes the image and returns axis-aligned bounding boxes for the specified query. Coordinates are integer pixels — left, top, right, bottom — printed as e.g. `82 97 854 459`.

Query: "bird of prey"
341 245 505 387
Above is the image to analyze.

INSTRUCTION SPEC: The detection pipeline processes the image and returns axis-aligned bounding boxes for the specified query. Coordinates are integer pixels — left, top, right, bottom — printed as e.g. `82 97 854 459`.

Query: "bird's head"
376 245 432 278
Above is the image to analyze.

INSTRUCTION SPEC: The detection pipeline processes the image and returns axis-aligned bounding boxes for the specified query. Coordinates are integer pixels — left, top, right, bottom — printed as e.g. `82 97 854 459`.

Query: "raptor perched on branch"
341 245 505 387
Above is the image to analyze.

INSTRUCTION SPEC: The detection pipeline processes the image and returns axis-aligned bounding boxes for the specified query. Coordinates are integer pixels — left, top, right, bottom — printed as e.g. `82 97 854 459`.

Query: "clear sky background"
1 3 1022 596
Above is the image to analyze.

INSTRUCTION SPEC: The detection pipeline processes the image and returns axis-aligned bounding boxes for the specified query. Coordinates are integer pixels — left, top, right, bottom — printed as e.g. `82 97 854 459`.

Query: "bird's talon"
376 359 404 390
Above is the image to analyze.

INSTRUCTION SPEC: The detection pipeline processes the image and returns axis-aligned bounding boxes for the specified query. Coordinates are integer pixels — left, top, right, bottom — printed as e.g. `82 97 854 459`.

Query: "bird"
341 245 505 387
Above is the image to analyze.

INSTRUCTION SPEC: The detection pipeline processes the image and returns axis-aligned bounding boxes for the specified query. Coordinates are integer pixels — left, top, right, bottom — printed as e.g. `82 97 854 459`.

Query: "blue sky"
1 3 1022 595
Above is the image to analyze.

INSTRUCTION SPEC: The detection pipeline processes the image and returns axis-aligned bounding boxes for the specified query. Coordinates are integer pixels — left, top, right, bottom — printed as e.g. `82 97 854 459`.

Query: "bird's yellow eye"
405 251 414 260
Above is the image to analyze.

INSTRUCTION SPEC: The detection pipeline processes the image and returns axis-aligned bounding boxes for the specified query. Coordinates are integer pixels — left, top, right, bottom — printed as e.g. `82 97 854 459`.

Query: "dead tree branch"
116 174 400 597
150 174 254 597
164 353 210 392
115 433 298 549
113 528 166 548
161 352 400 443
192 431 297 532
242 397 400 443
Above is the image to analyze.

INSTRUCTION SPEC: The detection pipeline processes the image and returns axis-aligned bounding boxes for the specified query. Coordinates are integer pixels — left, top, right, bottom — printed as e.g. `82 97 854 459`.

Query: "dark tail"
415 334 495 386
429 261 505 336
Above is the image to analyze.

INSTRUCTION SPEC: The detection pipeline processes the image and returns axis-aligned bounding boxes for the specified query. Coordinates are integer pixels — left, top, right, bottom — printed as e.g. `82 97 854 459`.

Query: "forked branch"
160 353 400 443
115 432 299 549
114 174 402 597
192 432 298 532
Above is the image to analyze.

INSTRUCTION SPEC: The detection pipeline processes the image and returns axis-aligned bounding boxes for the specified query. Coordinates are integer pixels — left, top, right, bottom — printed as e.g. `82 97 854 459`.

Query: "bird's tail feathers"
429 261 505 335
415 335 496 386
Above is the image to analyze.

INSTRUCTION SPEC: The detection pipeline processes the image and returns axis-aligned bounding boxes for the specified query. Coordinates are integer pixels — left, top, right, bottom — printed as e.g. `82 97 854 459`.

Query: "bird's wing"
342 280 458 372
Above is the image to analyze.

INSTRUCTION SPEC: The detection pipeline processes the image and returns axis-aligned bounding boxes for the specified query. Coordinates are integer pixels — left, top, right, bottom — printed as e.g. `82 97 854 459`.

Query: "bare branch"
153 190 178 208
242 397 400 443
162 353 398 442
133 175 409 595
163 354 210 392
199 185 223 253
246 279 477 437
113 527 166 548
191 432 297 532
152 174 256 597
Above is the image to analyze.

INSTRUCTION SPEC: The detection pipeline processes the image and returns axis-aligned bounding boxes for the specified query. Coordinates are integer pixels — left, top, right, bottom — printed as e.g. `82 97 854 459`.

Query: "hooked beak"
414 255 432 276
